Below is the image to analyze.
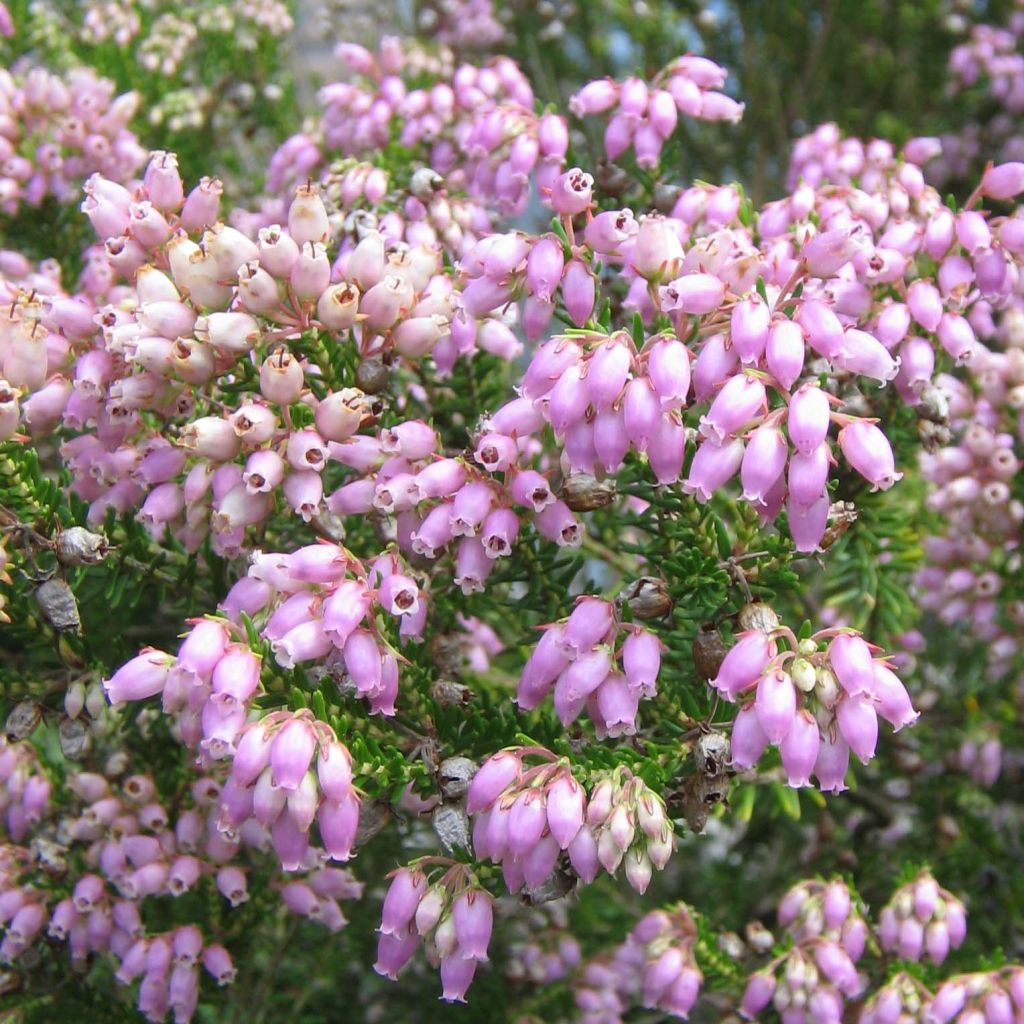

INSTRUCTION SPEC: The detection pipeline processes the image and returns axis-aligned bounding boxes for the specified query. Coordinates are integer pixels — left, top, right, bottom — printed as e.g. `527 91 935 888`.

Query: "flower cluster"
570 54 743 166
0 65 144 215
374 861 494 1003
517 596 663 733
877 871 967 965
714 620 917 791
574 905 703 1021
0 744 360 1023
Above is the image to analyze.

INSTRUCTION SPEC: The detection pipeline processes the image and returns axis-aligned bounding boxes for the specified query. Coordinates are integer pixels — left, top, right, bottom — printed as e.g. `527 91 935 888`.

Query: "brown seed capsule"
737 602 781 635
430 635 465 677
35 577 81 632
355 357 390 394
54 527 109 566
437 756 477 801
677 772 729 833
432 803 471 853
0 971 21 996
560 473 617 512
821 501 858 550
918 419 951 451
692 623 727 680
354 799 391 846
619 576 673 620
594 161 631 197
694 731 731 777
5 700 41 742
430 679 473 707
523 860 576 905
58 716 92 761
31 836 67 877
717 931 747 961
744 920 775 954
653 183 683 215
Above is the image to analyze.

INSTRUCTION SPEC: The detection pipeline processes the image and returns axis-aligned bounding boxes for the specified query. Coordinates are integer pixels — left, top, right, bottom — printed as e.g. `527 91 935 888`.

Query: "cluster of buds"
713 621 917 791
0 737 50 842
573 904 703 1021
915 342 1024 683
517 596 663 734
219 544 423 715
859 972 931 1024
0 65 144 215
877 871 967 964
0 729 364 1021
219 710 361 871
741 938 864 1023
467 748 587 896
102 926 235 1024
271 39 568 220
742 881 870 1022
956 734 1003 787
927 968 1024 1024
575 767 674 895
103 621 362 872
374 860 494 1003
570 54 743 167
511 314 906 552
504 902 582 984
776 878 870 960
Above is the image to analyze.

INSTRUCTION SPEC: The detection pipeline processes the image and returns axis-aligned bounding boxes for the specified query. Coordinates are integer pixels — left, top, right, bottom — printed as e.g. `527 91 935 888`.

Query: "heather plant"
0 1 1023 1022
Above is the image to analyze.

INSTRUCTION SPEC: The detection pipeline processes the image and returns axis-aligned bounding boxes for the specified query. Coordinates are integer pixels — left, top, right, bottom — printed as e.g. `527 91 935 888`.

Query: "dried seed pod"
821 501 858 550
693 731 731 777
717 931 747 960
437 756 477 801
523 861 576 905
430 635 465 677
618 576 673 620
744 921 775 954
5 700 41 742
918 384 950 425
594 161 631 197
35 577 81 632
104 749 129 778
737 602 780 635
560 473 616 512
676 772 729 834
918 419 951 451
653 183 683 215
31 837 67 877
0 971 21 997
355 357 390 394
53 527 109 566
58 716 92 761
432 803 471 853
354 800 391 846
692 623 727 680
430 679 473 707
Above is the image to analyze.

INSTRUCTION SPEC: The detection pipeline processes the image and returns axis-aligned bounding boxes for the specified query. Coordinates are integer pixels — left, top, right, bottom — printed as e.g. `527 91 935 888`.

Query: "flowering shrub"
0 1 1023 1021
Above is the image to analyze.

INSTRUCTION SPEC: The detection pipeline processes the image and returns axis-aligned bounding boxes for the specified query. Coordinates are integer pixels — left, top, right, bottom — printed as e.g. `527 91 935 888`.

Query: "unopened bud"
792 658 817 692
54 527 109 566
